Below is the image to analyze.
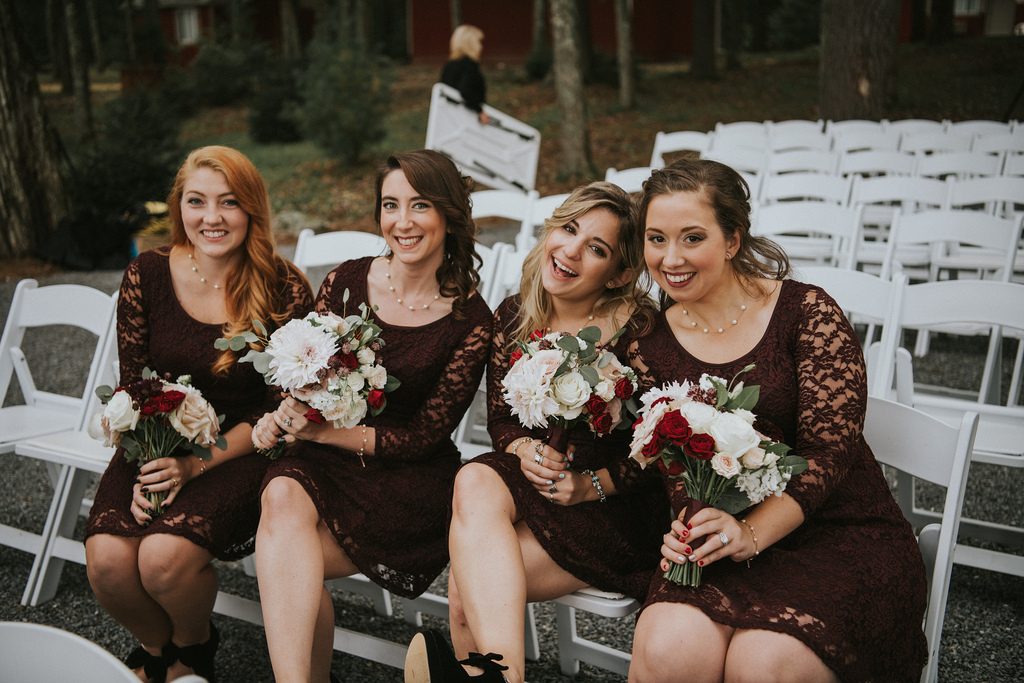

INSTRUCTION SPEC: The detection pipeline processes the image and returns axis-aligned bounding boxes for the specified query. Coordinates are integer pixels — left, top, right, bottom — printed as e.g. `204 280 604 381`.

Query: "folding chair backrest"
604 166 652 194
947 176 1024 217
832 129 901 154
475 242 508 311
765 149 837 175
850 175 950 229
471 189 536 223
863 396 978 683
946 119 1012 138
971 131 1024 155
768 128 830 152
837 150 916 177
884 118 945 136
758 172 852 205
899 280 1024 334
1004 153 1024 177
915 151 1002 180
292 229 387 273
900 131 972 155
824 119 885 137
712 121 768 150
751 202 863 269
649 130 713 167
702 146 765 176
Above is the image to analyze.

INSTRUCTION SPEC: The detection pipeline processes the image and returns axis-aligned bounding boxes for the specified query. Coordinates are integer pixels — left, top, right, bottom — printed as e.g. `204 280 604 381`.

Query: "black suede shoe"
404 629 508 683
175 620 220 683
125 642 177 683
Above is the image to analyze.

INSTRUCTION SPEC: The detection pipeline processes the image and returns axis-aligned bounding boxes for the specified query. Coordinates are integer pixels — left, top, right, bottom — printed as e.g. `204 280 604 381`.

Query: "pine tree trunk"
691 0 717 80
614 0 634 108
46 0 73 93
450 0 461 31
280 0 301 58
531 0 547 49
722 0 743 70
84 0 106 69
65 0 94 140
551 0 594 179
122 0 136 62
0 0 71 258
819 0 900 120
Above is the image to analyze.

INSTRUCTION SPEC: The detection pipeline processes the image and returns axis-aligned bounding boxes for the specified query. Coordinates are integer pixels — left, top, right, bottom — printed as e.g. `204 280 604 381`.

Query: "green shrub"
768 0 821 51
190 42 261 106
298 41 392 166
249 58 304 143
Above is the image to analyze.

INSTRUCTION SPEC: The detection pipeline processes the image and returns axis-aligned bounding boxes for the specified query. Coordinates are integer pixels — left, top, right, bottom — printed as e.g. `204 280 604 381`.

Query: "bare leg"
724 630 839 683
311 586 336 683
447 571 479 659
629 602 732 683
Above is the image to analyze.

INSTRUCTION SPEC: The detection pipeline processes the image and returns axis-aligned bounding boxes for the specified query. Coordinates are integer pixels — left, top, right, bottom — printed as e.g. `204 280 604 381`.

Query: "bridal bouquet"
218 290 400 459
629 365 806 587
501 326 638 452
89 369 225 516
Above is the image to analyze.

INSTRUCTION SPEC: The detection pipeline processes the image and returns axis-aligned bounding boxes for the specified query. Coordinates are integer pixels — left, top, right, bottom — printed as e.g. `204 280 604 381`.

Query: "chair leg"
1008 337 1024 406
24 466 90 606
978 327 1003 405
524 603 540 662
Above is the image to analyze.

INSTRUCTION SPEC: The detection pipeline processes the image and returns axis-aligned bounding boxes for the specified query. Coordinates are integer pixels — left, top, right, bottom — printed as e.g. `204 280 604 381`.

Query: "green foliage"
297 41 393 166
190 42 263 106
249 57 304 143
767 0 822 51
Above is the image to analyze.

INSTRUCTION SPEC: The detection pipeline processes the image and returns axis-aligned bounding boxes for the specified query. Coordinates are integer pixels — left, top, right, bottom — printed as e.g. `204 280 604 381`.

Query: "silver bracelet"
583 469 607 503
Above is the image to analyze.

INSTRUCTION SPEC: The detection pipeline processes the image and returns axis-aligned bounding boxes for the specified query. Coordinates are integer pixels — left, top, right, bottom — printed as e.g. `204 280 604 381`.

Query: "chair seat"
913 398 1024 461
14 430 115 472
0 406 78 452
554 589 638 618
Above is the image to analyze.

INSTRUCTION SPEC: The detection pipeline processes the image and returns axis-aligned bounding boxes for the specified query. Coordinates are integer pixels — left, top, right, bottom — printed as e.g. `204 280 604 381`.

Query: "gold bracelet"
195 456 207 476
357 426 368 468
740 518 758 568
509 436 532 457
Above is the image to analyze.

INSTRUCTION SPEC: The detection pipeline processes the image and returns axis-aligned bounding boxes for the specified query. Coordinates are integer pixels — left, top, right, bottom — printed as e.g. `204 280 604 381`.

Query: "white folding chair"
946 119 1013 138
292 229 388 286
554 587 637 676
947 175 1024 218
517 193 571 252
862 397 978 683
825 119 886 137
751 201 864 269
837 150 916 178
832 129 902 154
712 121 768 150
604 166 653 194
1004 153 1024 177
471 189 537 255
971 131 1024 155
0 621 141 682
764 149 837 175
914 151 1002 180
884 119 946 136
900 131 972 155
890 280 1024 580
757 172 852 205
649 130 713 167
767 122 830 152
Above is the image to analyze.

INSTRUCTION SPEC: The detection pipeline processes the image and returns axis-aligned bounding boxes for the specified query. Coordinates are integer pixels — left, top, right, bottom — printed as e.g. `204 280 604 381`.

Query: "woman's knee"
137 534 209 596
85 535 139 593
451 464 508 519
259 477 317 530
630 605 728 683
725 630 836 683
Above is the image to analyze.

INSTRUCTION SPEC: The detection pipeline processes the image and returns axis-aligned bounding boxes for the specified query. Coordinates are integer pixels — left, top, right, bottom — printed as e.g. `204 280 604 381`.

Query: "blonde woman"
441 23 491 125
85 146 314 682
404 182 668 683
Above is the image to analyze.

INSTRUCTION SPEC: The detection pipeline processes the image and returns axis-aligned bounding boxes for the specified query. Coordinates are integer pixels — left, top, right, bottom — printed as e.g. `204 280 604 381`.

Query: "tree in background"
65 0 94 140
551 0 594 179
525 0 551 81
691 0 717 79
449 0 461 31
614 0 634 108
819 0 900 120
0 0 71 258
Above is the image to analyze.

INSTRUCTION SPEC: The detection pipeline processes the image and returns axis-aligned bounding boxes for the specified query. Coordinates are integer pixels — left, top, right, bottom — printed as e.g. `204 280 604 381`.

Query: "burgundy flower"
592 411 613 434
367 389 386 410
642 435 663 458
657 410 692 445
530 328 546 340
686 433 716 460
585 395 607 416
304 408 326 425
663 456 687 477
154 390 186 413
338 352 359 370
614 377 634 399
509 348 524 367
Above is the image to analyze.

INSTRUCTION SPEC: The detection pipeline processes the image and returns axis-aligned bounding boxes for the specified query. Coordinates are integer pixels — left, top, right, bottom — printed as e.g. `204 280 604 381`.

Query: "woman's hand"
136 455 191 510
658 505 754 572
513 439 578 504
252 411 283 450
129 482 155 525
273 397 329 445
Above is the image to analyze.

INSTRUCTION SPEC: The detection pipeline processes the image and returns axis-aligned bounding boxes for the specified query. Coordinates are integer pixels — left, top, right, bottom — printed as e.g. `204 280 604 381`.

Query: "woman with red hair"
85 145 313 683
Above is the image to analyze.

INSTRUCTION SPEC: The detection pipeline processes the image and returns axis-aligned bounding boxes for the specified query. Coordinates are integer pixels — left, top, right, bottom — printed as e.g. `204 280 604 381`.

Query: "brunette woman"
86 145 314 683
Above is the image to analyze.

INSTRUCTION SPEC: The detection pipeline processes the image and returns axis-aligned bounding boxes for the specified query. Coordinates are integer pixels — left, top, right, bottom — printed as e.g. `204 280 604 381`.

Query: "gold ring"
171 478 179 488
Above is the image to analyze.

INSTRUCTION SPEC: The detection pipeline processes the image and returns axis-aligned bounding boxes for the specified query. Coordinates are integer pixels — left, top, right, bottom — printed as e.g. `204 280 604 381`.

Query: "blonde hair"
449 24 484 61
167 145 311 375
512 181 655 344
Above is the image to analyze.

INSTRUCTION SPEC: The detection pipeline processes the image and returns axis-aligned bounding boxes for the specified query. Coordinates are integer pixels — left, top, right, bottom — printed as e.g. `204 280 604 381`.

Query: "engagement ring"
533 454 543 465
171 478 179 488
718 531 730 546
548 484 557 494
283 417 293 427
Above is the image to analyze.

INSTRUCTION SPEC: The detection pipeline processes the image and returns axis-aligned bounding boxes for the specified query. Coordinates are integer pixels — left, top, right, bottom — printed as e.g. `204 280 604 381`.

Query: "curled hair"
513 181 656 344
168 145 311 375
374 149 482 318
639 158 790 303
449 24 484 60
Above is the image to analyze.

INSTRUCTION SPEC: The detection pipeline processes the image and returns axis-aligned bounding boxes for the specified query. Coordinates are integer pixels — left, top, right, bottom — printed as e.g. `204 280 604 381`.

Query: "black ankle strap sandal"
125 642 178 683
460 651 509 680
175 621 220 683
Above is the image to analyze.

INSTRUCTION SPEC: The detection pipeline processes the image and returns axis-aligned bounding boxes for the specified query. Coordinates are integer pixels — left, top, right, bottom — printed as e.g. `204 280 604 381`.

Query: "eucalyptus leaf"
142 367 157 380
213 338 230 351
556 336 580 354
95 385 114 402
717 486 755 516
733 386 760 412
228 336 248 352
192 444 212 461
384 375 402 392
779 455 808 475
580 365 600 387
242 331 260 344
253 319 268 337
578 326 602 344
238 349 262 364
254 354 272 375
343 288 351 304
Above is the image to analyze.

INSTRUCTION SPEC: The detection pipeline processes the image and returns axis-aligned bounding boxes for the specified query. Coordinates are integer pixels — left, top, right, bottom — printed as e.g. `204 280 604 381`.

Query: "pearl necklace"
385 258 440 311
188 252 222 290
681 303 748 334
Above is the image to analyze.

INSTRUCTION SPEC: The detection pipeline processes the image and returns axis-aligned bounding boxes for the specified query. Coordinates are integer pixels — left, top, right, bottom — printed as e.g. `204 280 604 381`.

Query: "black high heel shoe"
175 620 220 682
125 642 178 683
404 629 509 683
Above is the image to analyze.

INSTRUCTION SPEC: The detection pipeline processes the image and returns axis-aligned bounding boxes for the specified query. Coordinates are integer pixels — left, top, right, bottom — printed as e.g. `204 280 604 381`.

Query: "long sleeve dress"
262 256 493 599
631 280 927 683
469 297 669 602
440 56 487 114
86 247 314 559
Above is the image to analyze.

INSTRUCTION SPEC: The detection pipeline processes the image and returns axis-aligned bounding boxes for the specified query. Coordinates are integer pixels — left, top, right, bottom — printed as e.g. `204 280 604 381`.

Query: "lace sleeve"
116 258 149 384
486 299 535 452
376 317 494 462
784 287 868 516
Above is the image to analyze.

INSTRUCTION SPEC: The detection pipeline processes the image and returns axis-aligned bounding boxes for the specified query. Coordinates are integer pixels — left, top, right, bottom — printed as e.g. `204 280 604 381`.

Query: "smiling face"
541 207 629 303
379 169 447 269
180 166 250 260
644 190 739 304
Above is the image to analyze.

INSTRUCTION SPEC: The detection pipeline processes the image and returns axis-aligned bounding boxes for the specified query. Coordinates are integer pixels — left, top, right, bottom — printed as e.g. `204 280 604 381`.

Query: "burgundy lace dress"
86 248 314 559
470 297 670 602
632 280 927 683
262 257 493 598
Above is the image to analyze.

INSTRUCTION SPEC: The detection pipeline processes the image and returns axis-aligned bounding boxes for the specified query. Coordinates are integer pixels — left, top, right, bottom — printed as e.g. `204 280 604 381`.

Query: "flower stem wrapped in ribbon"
501 326 639 453
89 369 226 516
628 365 807 587
217 288 400 460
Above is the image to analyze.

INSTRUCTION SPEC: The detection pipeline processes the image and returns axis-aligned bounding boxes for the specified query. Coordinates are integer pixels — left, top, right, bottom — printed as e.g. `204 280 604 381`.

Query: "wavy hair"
639 158 790 305
373 149 481 318
512 181 656 344
449 24 484 61
168 145 311 375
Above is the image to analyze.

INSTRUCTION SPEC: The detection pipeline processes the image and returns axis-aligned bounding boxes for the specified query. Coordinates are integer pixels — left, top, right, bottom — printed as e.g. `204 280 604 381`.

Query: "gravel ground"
1 261 1022 683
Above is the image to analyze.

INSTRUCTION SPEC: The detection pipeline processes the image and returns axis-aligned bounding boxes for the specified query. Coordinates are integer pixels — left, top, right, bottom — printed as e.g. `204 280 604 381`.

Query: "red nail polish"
681 529 689 538
683 546 692 554
697 560 704 567
686 523 693 530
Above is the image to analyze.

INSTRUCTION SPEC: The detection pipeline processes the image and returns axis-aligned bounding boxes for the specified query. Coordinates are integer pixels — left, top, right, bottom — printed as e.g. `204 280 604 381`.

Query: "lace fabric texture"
86 248 314 559
471 297 668 601
264 257 493 597
632 280 927 683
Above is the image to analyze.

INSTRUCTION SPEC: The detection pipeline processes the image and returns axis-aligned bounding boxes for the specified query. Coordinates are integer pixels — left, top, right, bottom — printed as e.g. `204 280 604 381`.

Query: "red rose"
663 456 687 477
657 410 692 445
686 433 716 460
339 352 359 370
367 389 386 410
530 328 546 340
592 411 613 434
140 398 160 416
585 396 607 416
304 408 326 424
641 435 663 458
155 390 186 412
509 348 524 367
614 377 634 399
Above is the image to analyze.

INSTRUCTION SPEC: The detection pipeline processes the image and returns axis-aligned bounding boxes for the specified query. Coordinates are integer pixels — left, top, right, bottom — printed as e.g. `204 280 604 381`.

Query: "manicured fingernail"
680 529 689 538
558 473 565 480
688 554 697 562
683 546 692 554
676 555 685 564
686 523 693 530
546 479 554 486
698 560 704 567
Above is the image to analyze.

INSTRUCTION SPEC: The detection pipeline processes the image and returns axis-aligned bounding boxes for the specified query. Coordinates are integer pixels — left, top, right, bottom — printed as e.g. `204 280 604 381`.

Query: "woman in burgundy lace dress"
250 149 493 683
627 160 927 683
85 146 314 683
404 182 669 683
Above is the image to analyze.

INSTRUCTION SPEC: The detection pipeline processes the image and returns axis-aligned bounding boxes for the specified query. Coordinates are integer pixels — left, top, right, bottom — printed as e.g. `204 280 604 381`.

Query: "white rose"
594 379 615 402
678 401 719 433
530 349 565 383
550 371 591 419
732 408 756 425
699 374 726 392
710 452 741 478
362 364 388 389
167 385 220 446
357 348 375 365
763 450 780 467
346 371 366 392
312 312 350 337
708 411 760 457
103 391 140 433
739 445 767 469
629 400 670 462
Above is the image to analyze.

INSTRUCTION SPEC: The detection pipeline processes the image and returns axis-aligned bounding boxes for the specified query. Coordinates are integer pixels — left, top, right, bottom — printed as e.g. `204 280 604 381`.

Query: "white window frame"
175 8 200 46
